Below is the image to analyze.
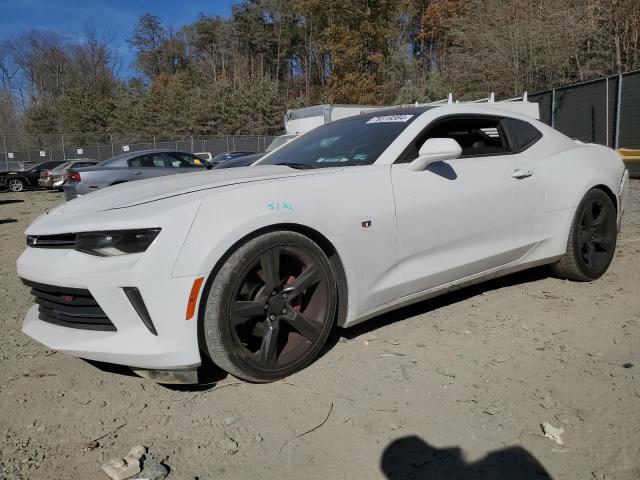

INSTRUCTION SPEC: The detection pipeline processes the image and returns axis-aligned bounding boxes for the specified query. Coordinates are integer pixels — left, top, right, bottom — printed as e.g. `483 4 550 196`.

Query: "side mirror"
407 138 462 171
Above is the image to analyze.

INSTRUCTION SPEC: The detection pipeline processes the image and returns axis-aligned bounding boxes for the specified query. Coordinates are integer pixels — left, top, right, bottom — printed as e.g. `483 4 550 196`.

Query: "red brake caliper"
286 276 302 312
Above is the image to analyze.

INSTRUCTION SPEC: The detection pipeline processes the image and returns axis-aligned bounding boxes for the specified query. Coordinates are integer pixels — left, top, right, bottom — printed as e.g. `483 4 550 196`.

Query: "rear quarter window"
504 118 542 151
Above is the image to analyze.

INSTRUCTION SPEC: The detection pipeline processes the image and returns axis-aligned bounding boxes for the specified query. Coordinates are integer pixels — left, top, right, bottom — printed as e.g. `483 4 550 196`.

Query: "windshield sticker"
366 114 414 124
354 153 368 161
316 157 348 163
268 202 294 211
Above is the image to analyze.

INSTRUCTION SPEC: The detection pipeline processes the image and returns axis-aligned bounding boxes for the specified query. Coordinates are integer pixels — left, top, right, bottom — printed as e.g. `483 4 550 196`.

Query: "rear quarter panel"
532 127 625 258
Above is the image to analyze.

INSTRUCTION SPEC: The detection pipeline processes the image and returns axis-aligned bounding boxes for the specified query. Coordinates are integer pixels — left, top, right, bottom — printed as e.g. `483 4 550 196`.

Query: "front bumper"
18 246 204 370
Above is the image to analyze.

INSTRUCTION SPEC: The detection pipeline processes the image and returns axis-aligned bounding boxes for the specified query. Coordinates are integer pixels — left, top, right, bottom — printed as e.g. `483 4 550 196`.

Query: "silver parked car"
39 159 98 190
63 149 211 200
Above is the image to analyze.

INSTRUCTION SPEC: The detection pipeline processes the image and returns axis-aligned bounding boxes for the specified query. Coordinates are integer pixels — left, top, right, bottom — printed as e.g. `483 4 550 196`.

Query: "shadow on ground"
325 266 551 352
0 218 18 224
84 267 552 390
0 199 24 206
83 355 227 392
381 436 553 479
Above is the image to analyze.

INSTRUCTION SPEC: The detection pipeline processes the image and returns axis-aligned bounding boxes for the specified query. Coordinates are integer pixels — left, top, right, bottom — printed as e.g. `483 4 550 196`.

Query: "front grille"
22 280 116 331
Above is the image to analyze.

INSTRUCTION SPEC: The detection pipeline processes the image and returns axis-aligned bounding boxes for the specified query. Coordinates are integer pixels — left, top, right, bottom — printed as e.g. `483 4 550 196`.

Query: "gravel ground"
1 184 639 480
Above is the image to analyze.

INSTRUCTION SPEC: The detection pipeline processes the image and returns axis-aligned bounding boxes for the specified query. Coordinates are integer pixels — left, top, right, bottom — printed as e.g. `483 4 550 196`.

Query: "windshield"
52 161 72 171
260 114 419 168
29 162 48 172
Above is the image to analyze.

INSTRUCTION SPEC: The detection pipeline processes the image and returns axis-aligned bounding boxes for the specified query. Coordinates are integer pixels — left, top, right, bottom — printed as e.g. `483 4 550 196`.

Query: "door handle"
133 171 142 176
512 169 533 179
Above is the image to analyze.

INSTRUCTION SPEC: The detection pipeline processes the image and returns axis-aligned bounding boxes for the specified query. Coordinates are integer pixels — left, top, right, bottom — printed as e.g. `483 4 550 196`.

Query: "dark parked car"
63 149 211 200
1 160 66 192
213 135 297 169
210 151 256 166
213 153 264 169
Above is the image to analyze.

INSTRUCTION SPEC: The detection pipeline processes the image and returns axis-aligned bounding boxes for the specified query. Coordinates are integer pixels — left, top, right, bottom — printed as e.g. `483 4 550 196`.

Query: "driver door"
391 115 545 297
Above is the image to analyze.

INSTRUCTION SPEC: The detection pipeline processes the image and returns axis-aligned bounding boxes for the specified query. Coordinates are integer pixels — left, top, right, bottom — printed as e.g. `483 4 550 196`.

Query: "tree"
128 14 188 79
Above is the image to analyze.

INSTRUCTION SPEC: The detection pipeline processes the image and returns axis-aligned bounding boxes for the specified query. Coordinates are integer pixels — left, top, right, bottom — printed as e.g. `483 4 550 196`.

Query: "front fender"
172 167 398 319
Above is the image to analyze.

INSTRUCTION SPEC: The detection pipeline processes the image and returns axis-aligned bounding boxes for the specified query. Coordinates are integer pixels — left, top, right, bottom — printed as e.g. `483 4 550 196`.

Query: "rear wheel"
202 231 337 382
551 189 617 281
8 178 24 192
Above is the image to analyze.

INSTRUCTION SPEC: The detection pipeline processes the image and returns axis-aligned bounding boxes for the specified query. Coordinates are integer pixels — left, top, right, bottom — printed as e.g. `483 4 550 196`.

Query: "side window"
166 152 201 168
503 118 542 151
129 154 165 168
398 116 512 163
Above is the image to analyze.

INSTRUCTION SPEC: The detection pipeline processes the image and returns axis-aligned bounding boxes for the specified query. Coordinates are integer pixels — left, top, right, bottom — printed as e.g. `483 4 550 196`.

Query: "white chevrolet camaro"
18 105 629 383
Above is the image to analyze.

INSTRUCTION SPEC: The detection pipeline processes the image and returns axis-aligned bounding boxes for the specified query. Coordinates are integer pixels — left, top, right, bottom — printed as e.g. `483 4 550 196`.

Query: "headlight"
75 228 161 256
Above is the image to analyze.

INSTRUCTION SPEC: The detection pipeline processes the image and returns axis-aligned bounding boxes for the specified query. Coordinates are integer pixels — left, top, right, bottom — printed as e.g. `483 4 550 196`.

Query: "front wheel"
551 189 617 281
202 231 337 382
8 178 24 192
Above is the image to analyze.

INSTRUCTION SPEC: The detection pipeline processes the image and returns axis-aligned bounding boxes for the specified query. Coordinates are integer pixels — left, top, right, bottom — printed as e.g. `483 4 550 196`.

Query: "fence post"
153 135 157 149
110 135 115 157
615 74 623 150
551 89 556 128
61 134 66 160
190 135 194 153
605 78 609 147
2 134 8 171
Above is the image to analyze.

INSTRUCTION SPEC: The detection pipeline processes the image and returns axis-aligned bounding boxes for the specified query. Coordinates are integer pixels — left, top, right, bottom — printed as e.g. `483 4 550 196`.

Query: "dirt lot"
1 184 639 480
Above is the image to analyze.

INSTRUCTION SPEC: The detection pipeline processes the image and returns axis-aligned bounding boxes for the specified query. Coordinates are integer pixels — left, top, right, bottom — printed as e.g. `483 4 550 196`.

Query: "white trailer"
284 104 382 135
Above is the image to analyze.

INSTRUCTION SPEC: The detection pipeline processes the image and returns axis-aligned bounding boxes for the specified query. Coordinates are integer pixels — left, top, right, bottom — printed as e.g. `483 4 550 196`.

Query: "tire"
8 178 24 192
202 231 337 382
551 189 617 281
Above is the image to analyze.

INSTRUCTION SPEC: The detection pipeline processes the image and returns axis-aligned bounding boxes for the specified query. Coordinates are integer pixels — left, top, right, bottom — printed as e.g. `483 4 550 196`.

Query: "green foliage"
394 74 449 104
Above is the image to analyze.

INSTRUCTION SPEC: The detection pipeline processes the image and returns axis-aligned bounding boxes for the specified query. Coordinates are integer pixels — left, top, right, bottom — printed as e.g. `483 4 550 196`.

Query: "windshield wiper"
276 162 314 170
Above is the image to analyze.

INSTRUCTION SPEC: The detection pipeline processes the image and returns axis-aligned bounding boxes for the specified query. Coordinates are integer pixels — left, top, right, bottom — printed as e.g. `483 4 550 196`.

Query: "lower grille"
22 280 116 331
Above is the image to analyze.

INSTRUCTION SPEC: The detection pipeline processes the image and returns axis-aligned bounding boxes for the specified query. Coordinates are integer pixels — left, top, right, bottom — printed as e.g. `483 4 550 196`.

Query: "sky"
0 0 237 76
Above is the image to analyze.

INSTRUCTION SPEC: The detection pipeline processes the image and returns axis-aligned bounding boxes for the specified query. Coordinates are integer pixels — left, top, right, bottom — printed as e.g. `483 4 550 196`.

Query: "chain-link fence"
3 70 639 171
0 134 276 172
529 69 640 149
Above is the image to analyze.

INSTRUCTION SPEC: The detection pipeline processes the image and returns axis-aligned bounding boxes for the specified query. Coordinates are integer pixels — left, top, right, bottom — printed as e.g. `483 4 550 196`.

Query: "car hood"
53 165 333 214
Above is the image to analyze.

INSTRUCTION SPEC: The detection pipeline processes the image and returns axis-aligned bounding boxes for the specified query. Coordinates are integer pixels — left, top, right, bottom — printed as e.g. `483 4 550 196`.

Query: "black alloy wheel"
552 189 617 281
576 196 616 271
203 231 337 382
